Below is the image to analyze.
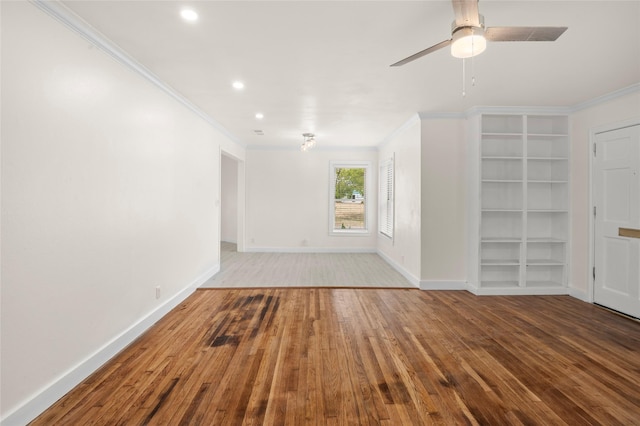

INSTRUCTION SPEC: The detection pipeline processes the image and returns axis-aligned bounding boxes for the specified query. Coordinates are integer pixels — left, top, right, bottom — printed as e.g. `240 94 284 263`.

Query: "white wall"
0 2 242 423
569 90 640 299
221 154 238 243
377 116 421 284
420 118 468 287
245 148 378 251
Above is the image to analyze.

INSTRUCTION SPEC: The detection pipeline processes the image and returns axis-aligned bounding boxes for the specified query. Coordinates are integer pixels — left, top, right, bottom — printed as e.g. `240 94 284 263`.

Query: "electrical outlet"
155 286 161 299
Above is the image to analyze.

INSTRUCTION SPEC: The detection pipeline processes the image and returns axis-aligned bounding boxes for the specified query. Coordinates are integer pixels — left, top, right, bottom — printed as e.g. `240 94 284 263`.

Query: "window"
329 161 370 234
379 156 394 238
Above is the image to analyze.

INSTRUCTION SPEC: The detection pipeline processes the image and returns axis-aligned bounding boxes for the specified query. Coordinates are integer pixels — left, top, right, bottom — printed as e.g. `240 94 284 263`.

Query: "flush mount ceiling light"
255 113 264 119
301 133 316 152
180 9 198 22
232 81 244 90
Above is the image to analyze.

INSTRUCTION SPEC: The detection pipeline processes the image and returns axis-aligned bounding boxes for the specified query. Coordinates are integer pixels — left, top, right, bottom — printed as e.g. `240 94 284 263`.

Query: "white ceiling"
61 1 640 148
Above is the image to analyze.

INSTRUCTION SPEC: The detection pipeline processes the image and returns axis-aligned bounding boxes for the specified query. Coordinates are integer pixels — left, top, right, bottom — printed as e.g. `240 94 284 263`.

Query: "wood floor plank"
31 289 640 425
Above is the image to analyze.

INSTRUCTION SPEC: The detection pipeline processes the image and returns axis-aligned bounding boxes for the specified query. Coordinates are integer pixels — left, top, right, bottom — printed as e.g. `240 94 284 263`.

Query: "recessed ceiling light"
232 81 244 90
255 113 264 119
180 9 198 21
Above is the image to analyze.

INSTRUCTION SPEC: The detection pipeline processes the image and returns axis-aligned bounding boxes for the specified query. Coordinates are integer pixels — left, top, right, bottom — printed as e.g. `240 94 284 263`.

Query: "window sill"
330 230 370 237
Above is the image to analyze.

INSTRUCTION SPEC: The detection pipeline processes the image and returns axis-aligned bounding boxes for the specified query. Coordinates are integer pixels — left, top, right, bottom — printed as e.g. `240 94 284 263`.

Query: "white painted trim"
376 250 420 288
0 265 220 426
588 125 597 307
377 114 420 148
568 286 591 303
591 116 640 136
418 112 467 120
261 85 639 151
419 280 468 290
471 287 569 296
466 281 480 295
570 83 640 113
420 85 639 126
25 0 639 158
466 105 571 116
246 145 378 152
30 0 244 148
245 247 377 254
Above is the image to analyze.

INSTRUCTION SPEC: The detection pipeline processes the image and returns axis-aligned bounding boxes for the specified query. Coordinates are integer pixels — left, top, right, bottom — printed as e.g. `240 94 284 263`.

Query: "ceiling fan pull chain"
462 57 466 97
471 56 476 87
471 30 476 87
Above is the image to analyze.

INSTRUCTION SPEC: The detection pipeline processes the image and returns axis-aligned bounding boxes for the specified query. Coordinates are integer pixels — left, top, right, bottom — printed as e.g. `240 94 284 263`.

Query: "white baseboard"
568 286 591 303
471 286 570 296
1 264 219 426
420 280 468 290
375 250 420 287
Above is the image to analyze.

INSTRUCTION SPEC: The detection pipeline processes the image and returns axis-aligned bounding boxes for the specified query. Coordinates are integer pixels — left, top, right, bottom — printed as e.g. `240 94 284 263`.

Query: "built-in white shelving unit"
474 113 569 294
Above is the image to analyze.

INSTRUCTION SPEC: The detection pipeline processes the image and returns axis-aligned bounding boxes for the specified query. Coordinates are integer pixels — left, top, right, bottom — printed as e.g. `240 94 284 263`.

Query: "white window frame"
379 155 394 239
329 160 372 236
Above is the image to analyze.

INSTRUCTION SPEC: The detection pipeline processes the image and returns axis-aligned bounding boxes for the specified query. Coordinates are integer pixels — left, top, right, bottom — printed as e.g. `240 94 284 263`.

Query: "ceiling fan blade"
390 39 452 67
485 26 568 42
452 0 480 27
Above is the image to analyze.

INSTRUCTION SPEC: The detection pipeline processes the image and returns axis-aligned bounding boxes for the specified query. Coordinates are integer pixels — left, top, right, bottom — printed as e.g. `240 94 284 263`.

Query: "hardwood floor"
200 243 415 288
32 288 640 425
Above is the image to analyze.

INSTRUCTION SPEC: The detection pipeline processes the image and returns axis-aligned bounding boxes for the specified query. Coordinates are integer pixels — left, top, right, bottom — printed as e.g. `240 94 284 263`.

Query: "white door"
594 124 640 318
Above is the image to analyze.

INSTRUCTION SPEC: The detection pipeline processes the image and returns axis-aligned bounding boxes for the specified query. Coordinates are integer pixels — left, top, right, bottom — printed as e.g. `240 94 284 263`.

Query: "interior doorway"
221 152 245 252
593 123 640 318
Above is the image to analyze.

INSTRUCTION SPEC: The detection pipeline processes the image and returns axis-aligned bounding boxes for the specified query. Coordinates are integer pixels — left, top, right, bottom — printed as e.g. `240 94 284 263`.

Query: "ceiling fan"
390 0 567 66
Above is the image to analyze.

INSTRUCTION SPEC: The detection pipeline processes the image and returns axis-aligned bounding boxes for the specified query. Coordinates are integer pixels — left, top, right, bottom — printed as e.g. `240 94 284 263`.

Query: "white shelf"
526 259 565 266
482 259 520 265
482 237 522 243
528 180 568 183
482 156 522 159
528 157 568 161
482 132 523 137
478 113 569 292
527 238 566 243
527 133 569 138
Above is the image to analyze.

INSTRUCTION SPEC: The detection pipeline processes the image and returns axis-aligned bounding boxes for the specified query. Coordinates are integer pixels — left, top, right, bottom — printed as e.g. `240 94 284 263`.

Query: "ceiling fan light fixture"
451 27 487 58
301 133 316 151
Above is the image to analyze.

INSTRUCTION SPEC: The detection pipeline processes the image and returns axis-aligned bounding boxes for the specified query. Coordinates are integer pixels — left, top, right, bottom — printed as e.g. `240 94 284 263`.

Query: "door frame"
589 117 640 304
220 149 246 252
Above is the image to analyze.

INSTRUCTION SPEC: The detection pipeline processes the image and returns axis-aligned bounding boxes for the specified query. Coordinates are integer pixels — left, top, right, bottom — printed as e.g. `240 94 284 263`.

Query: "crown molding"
246 144 378 152
28 0 640 153
465 105 571 117
568 83 640 113
31 0 245 148
377 113 420 149
417 112 467 120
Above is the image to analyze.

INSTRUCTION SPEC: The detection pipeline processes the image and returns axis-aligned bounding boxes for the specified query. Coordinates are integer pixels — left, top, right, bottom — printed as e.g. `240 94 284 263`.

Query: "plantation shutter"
379 157 394 238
